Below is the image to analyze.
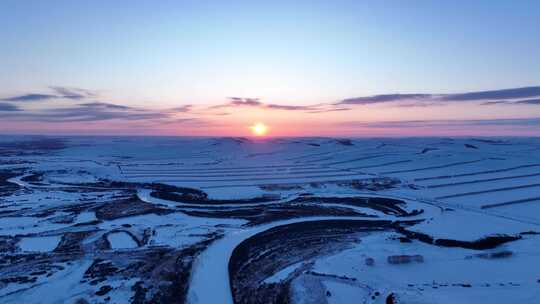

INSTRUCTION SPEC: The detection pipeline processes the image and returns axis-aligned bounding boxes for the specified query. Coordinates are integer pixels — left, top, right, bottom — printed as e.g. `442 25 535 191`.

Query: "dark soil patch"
289 196 422 217
150 190 275 205
54 231 94 253
465 144 479 149
95 195 172 220
0 170 22 196
182 204 372 226
397 227 522 250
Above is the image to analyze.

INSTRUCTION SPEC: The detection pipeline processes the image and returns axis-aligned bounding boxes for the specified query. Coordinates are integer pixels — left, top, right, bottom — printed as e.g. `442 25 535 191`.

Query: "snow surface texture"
0 136 539 303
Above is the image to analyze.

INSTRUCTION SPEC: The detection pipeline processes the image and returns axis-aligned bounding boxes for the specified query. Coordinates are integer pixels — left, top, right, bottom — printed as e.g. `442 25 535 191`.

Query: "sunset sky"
1 1 540 136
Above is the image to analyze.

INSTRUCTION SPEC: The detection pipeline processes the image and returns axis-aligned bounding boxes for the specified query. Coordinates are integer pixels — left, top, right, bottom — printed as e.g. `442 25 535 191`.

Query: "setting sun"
250 122 269 136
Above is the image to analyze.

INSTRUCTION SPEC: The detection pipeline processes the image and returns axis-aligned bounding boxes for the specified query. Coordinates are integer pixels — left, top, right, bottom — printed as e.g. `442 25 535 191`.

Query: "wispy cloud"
213 97 308 110
155 117 207 126
337 86 540 107
515 98 540 105
339 94 433 105
1 93 59 102
49 86 97 100
0 103 21 111
0 106 163 123
481 98 540 106
1 86 98 102
0 101 199 124
228 97 263 107
0 85 200 125
394 102 444 108
266 104 313 110
208 87 540 111
480 100 512 105
442 87 540 101
340 117 540 129
79 102 134 110
306 107 351 113
168 105 193 113
211 97 345 113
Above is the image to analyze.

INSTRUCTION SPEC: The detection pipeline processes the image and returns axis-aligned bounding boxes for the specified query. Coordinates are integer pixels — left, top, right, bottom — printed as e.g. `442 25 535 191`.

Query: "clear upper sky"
1 1 540 136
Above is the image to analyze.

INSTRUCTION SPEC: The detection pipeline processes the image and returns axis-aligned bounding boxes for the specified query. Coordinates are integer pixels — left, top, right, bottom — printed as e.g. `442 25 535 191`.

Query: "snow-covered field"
0 136 539 303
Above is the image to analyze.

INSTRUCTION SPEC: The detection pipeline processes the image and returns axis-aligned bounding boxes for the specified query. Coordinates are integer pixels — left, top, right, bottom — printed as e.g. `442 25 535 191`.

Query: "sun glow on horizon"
250 122 269 136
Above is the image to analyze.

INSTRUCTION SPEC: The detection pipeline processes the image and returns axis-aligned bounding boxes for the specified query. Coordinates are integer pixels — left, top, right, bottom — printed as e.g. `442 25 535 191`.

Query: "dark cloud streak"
340 118 540 129
1 86 97 102
443 87 540 101
79 102 133 110
212 97 341 112
1 94 59 102
50 86 97 100
515 98 540 105
340 94 433 105
0 103 21 111
337 86 540 107
169 105 193 113
481 98 540 105
0 102 197 124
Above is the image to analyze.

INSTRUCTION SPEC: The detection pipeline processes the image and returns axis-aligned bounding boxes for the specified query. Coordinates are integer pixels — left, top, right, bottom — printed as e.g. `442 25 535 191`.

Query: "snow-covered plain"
0 136 539 303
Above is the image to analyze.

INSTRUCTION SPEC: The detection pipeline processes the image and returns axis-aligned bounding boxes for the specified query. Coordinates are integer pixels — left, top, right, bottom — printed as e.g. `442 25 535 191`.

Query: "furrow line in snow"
481 197 540 209
414 164 540 181
381 159 484 175
425 172 540 188
348 160 413 170
122 169 345 178
153 173 369 183
436 183 540 199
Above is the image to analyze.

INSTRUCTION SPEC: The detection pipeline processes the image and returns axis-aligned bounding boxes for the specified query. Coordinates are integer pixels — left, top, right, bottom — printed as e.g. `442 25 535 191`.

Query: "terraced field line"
435 183 540 199
426 172 540 188
321 155 387 166
348 160 412 170
121 165 325 173
285 150 337 161
481 197 540 209
381 159 484 174
198 177 377 189
414 164 540 181
120 163 323 172
153 173 369 183
123 169 345 178
330 190 540 226
288 148 386 163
